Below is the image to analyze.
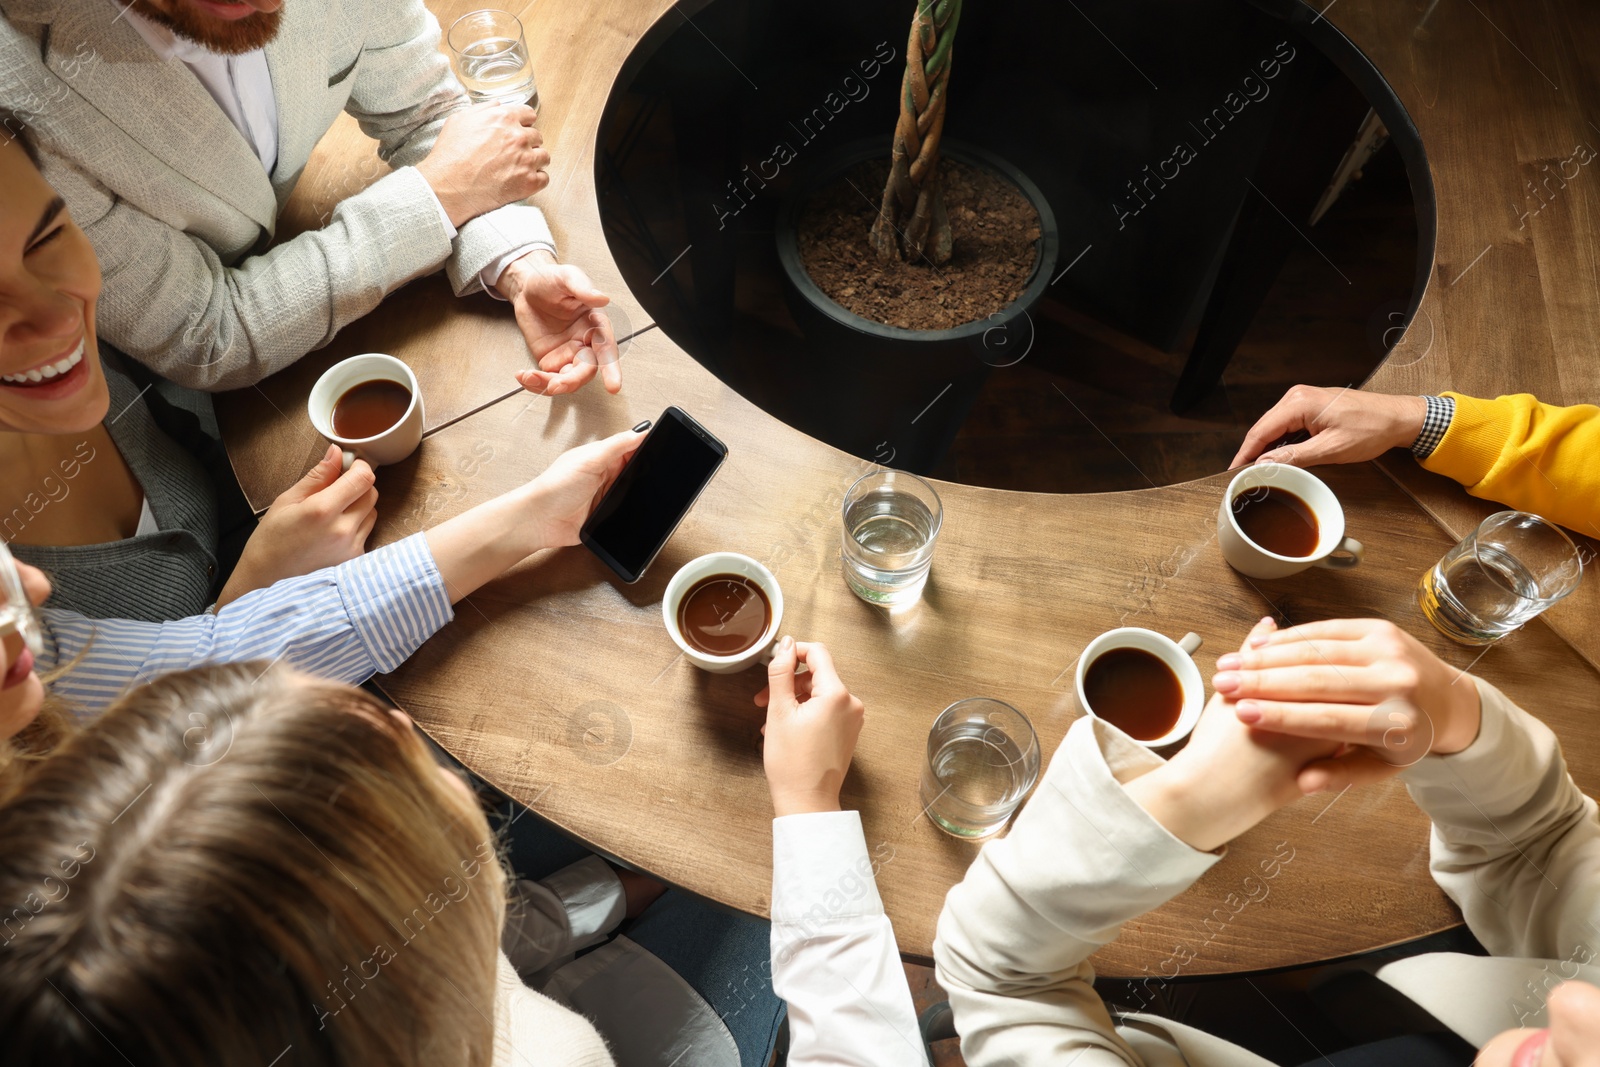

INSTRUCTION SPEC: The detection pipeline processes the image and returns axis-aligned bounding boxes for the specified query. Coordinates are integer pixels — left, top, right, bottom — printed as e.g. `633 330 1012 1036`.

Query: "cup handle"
339 449 357 473
1177 632 1203 656
1316 536 1364 570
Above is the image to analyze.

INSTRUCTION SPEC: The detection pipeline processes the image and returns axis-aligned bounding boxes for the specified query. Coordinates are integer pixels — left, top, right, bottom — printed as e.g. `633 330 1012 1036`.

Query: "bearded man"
0 0 620 396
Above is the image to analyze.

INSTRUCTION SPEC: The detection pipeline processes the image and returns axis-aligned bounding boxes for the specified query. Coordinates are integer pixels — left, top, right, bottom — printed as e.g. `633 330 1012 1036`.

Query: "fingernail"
1260 616 1275 627
1213 671 1240 693
781 635 794 651
1235 702 1261 723
632 420 652 433
1216 653 1242 670
1249 633 1272 648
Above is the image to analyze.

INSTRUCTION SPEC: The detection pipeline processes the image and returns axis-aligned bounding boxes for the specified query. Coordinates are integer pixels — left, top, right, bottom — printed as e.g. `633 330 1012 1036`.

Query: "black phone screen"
580 407 727 582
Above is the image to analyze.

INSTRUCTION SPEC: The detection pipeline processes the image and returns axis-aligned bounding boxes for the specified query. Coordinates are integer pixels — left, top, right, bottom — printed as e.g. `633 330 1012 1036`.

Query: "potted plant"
775 0 1059 473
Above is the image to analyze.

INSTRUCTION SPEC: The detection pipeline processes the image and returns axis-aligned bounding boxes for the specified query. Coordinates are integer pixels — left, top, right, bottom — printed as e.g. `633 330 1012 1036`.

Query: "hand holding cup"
217 445 378 609
756 638 865 817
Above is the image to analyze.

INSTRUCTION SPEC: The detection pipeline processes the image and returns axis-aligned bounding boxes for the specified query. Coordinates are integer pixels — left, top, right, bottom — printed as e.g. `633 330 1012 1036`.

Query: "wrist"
1390 394 1429 451
1126 759 1263 853
770 787 842 818
416 162 472 228
508 481 559 554
1429 678 1484 756
498 248 558 297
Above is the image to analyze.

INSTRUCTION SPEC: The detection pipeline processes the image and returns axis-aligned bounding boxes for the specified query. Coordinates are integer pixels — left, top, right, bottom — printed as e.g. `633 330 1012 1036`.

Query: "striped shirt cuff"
338 533 455 675
1411 395 1455 458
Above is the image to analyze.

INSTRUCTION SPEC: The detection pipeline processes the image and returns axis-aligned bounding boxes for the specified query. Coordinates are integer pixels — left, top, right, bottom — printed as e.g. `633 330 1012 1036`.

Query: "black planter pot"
775 138 1059 474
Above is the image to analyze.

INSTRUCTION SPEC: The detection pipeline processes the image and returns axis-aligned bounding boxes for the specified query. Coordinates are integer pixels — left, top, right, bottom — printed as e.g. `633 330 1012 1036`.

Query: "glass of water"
0 539 44 662
447 10 540 113
920 699 1040 839
840 470 943 606
1418 510 1582 645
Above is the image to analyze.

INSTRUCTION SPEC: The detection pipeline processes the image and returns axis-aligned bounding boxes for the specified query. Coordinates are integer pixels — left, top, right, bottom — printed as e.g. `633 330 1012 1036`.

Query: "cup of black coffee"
307 354 425 470
662 552 784 673
1075 627 1205 747
1219 463 1363 579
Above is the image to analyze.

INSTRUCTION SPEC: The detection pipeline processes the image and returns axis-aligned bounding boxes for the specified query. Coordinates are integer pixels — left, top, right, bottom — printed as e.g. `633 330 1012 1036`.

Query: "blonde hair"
0 678 79 798
0 664 506 1066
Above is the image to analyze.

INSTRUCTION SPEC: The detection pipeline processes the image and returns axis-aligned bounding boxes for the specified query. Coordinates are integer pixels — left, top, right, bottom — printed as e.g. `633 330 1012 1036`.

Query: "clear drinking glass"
447 10 540 112
840 470 943 606
0 539 44 661
1418 510 1583 645
919 699 1040 839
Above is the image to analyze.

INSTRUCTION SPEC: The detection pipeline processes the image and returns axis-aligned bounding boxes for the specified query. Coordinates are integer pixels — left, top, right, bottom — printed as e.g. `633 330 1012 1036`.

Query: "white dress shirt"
122 7 533 290
773 811 931 1066
123 9 280 174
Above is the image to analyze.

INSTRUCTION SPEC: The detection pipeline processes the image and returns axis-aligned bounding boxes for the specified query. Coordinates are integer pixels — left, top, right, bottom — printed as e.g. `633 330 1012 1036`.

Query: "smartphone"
580 407 728 583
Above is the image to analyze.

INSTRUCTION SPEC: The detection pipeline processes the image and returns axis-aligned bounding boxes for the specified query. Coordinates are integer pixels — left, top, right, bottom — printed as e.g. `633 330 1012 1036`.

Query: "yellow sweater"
1423 393 1599 536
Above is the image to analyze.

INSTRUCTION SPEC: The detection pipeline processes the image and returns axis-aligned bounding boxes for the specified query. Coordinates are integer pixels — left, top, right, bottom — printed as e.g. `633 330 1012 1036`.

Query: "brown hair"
0 664 506 1067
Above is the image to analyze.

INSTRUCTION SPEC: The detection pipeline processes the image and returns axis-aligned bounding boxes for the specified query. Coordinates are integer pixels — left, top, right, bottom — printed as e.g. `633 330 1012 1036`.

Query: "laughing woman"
0 121 379 622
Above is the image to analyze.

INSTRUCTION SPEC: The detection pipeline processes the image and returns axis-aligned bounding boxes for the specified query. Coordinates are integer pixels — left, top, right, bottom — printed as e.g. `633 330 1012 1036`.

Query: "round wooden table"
218 0 1600 974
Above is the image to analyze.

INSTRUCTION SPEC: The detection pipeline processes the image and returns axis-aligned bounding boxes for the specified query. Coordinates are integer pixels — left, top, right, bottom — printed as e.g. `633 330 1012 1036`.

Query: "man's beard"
132 1 283 56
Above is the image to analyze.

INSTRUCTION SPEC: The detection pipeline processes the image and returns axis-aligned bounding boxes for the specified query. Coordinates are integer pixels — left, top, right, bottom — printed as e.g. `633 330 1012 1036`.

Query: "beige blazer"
934 680 1600 1064
0 0 555 390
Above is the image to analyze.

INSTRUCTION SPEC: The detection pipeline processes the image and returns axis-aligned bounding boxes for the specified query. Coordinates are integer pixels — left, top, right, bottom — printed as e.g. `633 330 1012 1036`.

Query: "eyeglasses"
0 539 43 659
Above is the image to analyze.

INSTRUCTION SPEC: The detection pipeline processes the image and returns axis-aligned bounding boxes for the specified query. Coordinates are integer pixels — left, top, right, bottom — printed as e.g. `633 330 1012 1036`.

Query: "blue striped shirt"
40 533 454 715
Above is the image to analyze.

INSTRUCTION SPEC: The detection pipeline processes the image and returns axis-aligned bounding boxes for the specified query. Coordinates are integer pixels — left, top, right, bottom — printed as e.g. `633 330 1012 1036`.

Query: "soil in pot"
795 157 1043 331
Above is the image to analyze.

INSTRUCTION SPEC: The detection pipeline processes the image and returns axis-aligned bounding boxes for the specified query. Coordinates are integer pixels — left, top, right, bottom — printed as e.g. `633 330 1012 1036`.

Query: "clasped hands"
1127 616 1483 853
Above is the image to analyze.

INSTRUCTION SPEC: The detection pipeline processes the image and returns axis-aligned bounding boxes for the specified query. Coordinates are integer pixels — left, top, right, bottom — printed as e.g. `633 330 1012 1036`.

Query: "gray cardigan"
12 350 229 622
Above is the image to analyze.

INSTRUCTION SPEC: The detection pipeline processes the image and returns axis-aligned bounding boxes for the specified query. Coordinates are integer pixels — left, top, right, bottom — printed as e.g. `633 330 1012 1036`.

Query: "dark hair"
0 110 40 165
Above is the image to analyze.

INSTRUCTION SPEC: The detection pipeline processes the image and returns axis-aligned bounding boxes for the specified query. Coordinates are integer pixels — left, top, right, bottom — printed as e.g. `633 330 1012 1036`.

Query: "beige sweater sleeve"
933 718 1224 1066
1399 677 1600 961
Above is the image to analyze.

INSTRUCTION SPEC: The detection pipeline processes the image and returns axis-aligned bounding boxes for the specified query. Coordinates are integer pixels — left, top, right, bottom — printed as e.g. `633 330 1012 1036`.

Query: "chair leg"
1170 56 1371 414
920 999 958 1057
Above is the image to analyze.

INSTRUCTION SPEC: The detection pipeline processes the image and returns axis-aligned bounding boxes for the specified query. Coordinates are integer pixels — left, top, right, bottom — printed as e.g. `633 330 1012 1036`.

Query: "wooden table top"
217 0 1600 974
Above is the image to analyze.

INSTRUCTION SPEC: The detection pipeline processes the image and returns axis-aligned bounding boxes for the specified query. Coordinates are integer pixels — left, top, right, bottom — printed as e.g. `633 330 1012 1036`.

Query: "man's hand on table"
501 249 623 396
756 639 865 818
1230 385 1426 468
416 103 549 227
1216 618 1483 793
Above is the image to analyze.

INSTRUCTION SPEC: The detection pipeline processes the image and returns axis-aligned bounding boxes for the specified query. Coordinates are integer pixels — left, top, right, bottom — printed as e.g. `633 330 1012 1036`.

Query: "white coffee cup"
1218 463 1364 579
307 353 425 470
1075 627 1205 748
663 552 785 674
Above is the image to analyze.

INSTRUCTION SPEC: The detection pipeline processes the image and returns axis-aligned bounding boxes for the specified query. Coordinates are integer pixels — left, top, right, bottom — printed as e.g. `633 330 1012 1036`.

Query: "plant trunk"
871 0 962 266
